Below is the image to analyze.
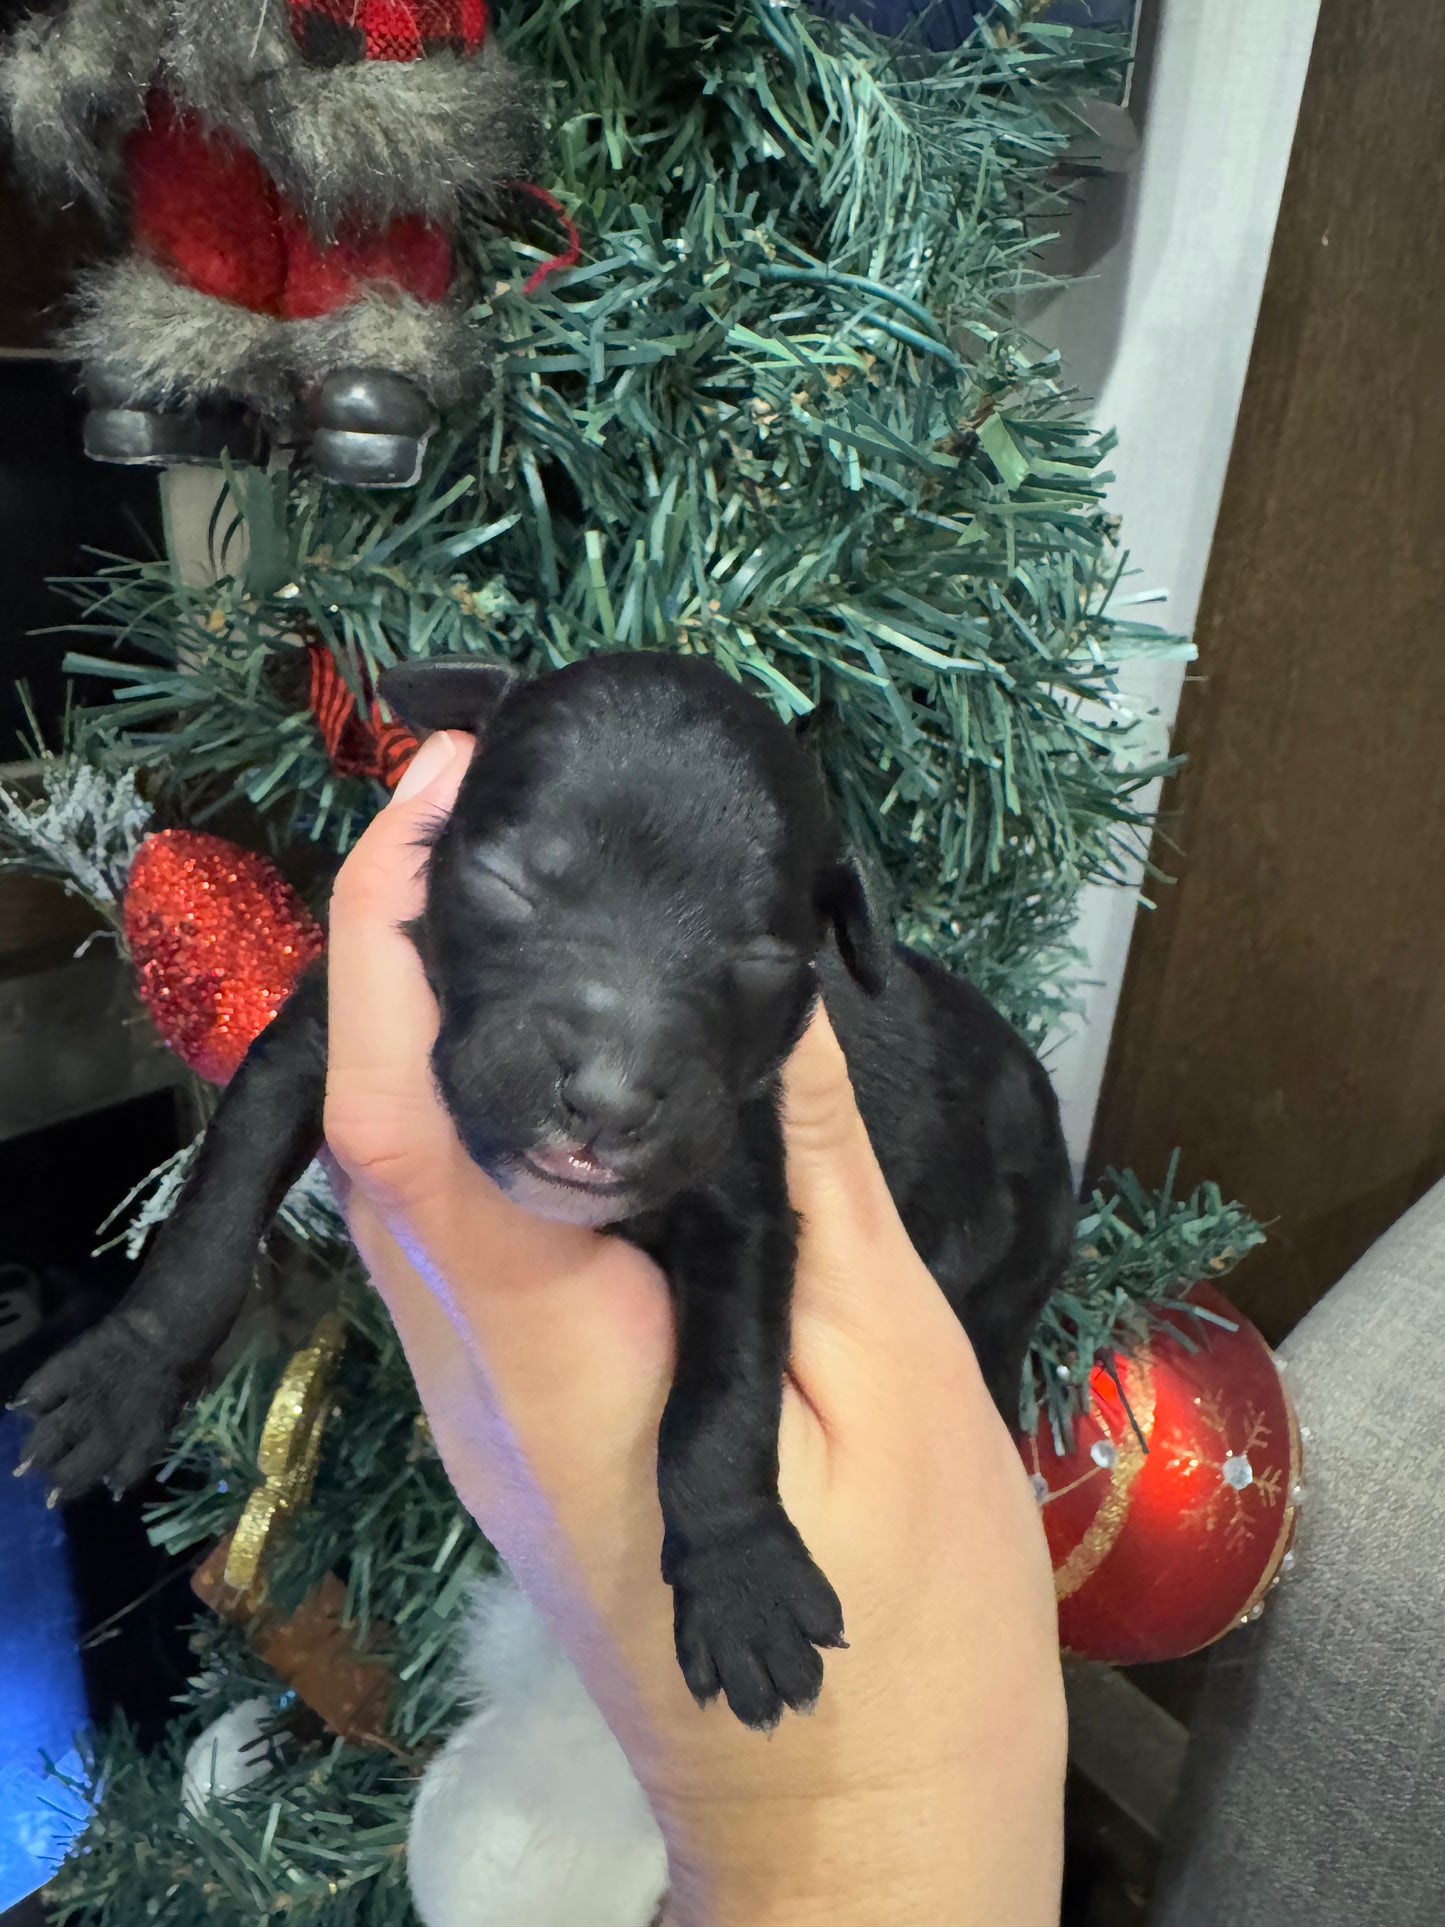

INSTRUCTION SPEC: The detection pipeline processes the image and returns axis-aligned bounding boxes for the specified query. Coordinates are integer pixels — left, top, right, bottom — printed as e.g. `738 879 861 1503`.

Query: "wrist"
655 1703 1065 1927
661 1782 1060 1927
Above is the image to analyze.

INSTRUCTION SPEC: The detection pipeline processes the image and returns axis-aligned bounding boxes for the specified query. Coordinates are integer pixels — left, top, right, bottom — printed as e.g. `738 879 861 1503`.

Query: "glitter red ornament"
1019 1282 1303 1664
123 829 325 1086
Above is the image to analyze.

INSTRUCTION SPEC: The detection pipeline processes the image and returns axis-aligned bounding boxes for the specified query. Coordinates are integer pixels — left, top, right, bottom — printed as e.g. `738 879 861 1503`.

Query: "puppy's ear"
823 854 891 996
378 656 516 736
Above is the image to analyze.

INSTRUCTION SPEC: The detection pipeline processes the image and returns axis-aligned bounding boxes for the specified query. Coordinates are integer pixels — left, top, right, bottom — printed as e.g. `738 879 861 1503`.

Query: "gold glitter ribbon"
224 1311 346 1593
1044 1347 1158 1604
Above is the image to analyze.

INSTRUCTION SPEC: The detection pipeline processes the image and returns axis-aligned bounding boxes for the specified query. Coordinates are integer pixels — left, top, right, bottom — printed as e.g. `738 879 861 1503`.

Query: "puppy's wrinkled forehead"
444 664 825 928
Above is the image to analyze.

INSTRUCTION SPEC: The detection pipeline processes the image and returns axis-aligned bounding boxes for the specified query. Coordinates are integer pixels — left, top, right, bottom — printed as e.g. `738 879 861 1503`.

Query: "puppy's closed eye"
731 941 806 1005
468 855 537 919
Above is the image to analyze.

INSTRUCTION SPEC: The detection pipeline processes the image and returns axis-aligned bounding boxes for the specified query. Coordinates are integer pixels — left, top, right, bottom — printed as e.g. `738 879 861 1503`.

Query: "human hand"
324 730 1066 1927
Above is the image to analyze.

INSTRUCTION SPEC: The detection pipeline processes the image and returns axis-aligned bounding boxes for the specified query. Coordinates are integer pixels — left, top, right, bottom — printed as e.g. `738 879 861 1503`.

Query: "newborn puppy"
16 651 1074 1729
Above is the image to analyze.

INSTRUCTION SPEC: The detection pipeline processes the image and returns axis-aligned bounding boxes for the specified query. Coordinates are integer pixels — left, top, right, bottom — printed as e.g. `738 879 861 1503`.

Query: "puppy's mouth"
521 1143 630 1195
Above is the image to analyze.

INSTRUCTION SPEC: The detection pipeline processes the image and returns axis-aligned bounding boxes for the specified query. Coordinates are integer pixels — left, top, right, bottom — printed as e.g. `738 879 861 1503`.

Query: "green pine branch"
44 1708 419 1927
1024 1157 1266 1444
47 0 1175 1036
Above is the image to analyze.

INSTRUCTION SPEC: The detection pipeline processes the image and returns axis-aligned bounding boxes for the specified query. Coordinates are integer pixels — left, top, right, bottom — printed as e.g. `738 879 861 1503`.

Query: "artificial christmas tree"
0 0 1267 1919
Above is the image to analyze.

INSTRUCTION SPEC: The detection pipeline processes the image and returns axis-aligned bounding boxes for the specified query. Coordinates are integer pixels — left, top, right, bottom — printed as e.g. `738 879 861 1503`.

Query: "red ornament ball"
123 829 325 1085
1020 1282 1302 1665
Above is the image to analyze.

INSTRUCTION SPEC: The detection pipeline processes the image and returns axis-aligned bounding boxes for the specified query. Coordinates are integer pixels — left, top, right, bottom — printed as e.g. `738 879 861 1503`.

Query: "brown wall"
1090 0 1445 1344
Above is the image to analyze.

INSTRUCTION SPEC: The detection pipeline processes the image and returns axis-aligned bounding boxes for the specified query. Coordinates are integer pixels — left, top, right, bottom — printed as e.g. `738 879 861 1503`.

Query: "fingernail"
13 1458 33 1479
391 732 462 804
45 1487 60 1510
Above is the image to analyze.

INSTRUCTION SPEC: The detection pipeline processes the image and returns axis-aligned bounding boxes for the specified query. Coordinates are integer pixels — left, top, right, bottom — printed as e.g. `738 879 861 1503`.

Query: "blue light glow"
0 1410 90 1910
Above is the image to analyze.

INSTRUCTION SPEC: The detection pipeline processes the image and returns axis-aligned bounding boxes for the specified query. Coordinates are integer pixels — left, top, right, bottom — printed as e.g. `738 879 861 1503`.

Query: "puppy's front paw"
666 1507 845 1729
11 1312 184 1503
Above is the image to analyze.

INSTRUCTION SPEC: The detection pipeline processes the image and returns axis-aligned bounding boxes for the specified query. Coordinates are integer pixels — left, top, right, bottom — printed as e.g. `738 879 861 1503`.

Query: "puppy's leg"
650 1107 845 1730
13 964 329 1501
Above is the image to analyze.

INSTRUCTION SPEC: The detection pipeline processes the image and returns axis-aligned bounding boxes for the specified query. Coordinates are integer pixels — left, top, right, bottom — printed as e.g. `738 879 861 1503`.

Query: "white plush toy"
407 1579 668 1927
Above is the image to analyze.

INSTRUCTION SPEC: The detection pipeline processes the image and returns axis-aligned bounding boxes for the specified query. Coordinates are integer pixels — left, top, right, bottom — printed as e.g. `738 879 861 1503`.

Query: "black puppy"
16 651 1074 1728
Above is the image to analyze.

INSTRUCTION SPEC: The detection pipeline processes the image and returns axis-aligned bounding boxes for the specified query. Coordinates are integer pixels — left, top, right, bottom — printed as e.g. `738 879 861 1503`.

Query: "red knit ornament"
1018 1282 1303 1664
124 831 325 1086
127 94 454 320
307 642 420 789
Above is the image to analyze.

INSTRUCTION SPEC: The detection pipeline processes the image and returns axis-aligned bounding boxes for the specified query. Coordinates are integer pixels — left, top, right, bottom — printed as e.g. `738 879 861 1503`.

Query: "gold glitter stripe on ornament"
1053 1349 1158 1603
225 1310 346 1593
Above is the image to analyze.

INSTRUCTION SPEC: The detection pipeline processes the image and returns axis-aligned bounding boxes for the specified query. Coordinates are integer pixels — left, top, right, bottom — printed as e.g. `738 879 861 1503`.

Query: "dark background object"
0 360 162 757
0 0 118 356
1090 0 1445 1345
0 1897 48 1927
811 0 1141 73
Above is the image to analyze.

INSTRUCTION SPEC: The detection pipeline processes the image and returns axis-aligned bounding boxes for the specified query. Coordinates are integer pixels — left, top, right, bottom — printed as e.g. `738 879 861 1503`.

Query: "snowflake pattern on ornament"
1164 1395 1283 1549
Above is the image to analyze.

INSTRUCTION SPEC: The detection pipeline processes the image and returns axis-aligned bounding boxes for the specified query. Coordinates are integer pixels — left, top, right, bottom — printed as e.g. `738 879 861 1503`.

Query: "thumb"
333 728 475 927
391 729 474 810
783 1007 971 1385
782 1006 908 1305
323 730 475 1192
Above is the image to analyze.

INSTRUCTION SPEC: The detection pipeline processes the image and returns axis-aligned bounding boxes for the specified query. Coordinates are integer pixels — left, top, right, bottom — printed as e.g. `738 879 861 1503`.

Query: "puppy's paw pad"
670 1511 843 1730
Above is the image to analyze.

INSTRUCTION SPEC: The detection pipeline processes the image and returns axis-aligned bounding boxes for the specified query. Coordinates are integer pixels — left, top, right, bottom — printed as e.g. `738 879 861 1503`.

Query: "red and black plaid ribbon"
307 642 420 789
289 0 489 66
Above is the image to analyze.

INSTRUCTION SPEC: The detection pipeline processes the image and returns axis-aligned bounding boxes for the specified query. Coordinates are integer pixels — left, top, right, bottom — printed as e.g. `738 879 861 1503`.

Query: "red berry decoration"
1020 1283 1302 1663
123 830 325 1086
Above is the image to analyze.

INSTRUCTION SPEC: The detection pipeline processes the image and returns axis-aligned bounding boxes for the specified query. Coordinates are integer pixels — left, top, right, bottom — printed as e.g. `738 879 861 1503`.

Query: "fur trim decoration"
158 0 304 161
254 46 544 237
161 0 542 237
62 252 283 411
0 0 164 204
283 285 485 405
4 0 542 232
407 1580 667 1927
64 252 485 418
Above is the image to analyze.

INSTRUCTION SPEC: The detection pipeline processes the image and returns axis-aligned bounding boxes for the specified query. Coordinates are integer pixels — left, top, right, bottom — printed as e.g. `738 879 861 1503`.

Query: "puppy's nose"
561 1060 658 1143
